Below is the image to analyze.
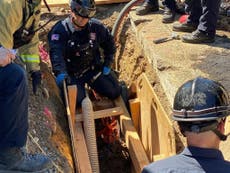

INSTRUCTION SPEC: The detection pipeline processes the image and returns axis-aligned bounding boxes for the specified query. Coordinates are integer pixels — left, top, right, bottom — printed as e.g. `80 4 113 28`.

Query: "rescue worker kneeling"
48 0 121 104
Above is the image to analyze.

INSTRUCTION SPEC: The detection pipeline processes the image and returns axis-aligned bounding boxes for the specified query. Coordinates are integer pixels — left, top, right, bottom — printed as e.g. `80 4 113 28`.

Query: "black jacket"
48 17 116 76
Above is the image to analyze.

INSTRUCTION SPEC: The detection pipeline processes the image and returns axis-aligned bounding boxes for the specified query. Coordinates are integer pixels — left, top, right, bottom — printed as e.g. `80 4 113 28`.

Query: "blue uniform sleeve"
48 21 68 76
92 19 116 67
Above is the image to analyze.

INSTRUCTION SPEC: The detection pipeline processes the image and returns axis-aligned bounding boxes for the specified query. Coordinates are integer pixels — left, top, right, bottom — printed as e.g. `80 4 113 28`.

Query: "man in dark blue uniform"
142 77 230 173
48 0 121 105
136 0 181 23
173 0 221 43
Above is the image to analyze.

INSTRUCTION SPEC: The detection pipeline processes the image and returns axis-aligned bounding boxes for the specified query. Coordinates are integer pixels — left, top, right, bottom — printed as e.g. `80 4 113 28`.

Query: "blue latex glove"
56 73 67 87
103 66 111 75
31 71 42 95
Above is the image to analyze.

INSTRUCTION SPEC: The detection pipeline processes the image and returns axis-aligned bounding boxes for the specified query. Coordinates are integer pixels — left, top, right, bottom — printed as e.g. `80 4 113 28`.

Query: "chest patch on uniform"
51 34 60 41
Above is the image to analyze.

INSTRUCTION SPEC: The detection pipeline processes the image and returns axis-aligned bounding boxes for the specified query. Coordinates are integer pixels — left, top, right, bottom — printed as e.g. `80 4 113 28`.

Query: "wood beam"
64 83 92 173
115 96 149 173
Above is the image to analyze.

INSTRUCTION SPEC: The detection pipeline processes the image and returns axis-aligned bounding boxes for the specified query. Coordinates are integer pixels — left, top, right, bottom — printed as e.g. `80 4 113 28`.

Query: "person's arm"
17 3 42 73
0 1 23 49
48 21 68 76
93 20 116 75
98 24 116 68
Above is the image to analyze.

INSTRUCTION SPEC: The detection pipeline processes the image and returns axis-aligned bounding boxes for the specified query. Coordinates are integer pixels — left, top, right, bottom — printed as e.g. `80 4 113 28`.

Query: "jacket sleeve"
0 0 23 49
17 2 42 73
94 20 116 67
48 21 68 76
0 0 41 73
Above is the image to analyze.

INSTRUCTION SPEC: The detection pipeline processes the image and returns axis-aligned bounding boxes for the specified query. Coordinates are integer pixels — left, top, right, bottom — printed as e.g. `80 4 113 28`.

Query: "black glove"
31 71 42 95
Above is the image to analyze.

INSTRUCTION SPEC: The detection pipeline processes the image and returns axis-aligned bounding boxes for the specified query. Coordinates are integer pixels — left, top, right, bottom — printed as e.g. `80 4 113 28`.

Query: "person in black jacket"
48 0 121 104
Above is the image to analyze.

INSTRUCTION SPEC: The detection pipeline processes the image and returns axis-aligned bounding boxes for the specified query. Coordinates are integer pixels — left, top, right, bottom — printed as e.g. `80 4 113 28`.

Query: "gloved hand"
103 66 111 75
56 73 68 87
0 47 16 67
31 71 42 95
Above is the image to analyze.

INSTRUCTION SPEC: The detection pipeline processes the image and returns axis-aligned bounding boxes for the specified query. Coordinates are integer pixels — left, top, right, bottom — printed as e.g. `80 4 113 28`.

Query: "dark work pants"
0 63 28 149
145 0 176 10
68 70 121 105
185 0 221 36
145 0 158 6
163 0 177 11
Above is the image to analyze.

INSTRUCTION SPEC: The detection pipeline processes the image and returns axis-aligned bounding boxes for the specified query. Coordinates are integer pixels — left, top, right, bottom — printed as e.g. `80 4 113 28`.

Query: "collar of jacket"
182 146 224 160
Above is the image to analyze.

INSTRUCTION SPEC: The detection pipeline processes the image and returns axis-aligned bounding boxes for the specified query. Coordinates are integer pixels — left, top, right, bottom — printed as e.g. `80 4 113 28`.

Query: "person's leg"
186 0 202 25
173 0 201 32
68 75 86 105
136 0 159 16
162 0 177 23
0 64 52 172
181 0 221 43
89 73 121 100
0 63 28 149
198 0 221 37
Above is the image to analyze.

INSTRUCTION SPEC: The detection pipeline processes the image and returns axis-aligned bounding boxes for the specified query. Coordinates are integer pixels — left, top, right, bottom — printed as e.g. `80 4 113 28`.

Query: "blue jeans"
0 63 28 149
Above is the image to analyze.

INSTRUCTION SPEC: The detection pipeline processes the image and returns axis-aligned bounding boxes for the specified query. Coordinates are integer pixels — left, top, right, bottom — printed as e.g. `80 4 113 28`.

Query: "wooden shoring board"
129 98 140 133
114 96 149 173
136 73 176 162
76 106 123 122
63 83 92 173
42 0 130 7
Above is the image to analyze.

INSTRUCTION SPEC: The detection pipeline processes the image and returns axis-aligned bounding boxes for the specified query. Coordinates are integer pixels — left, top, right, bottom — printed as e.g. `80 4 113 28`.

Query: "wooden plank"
136 73 176 162
75 122 93 173
63 83 92 173
129 98 140 133
76 106 123 122
114 96 149 173
42 0 130 7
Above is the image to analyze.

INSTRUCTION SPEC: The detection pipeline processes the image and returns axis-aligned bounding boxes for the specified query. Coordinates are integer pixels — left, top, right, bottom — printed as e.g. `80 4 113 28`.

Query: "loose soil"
26 2 230 173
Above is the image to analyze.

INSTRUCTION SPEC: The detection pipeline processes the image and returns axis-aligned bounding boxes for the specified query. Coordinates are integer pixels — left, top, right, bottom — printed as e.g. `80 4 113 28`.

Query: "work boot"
173 22 198 32
162 7 176 23
136 2 159 15
182 30 215 44
0 147 53 173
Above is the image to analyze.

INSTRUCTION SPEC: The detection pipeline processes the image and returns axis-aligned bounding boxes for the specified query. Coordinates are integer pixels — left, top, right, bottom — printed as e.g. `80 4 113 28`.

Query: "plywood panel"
114 96 149 173
136 73 176 162
129 98 140 133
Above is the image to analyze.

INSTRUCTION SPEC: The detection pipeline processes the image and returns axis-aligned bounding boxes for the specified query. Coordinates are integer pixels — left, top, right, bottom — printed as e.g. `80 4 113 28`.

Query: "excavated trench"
27 2 230 173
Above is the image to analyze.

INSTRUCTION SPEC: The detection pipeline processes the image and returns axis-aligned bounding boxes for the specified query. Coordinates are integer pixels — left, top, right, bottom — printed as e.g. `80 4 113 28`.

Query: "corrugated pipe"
82 95 100 173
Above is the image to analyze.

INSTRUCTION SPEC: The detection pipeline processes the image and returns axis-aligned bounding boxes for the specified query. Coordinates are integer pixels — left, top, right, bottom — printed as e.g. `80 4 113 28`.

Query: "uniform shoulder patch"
51 34 60 41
